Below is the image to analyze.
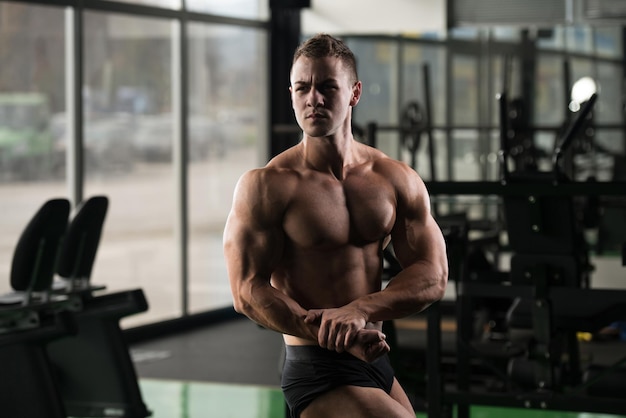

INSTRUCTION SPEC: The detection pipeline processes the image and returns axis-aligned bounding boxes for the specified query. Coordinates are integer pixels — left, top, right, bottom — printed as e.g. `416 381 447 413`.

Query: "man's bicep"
392 214 440 267
224 170 284 276
224 207 283 284
391 181 446 268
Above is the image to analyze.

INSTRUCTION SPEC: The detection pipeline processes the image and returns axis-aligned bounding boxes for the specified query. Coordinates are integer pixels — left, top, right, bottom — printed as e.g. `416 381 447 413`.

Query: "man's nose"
307 88 323 107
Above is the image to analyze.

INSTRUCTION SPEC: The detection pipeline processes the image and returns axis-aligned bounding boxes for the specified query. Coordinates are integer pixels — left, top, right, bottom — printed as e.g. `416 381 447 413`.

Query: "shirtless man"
223 33 448 418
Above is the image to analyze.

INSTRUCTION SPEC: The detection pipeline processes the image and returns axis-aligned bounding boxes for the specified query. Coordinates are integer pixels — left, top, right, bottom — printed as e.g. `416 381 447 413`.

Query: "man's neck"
301 133 357 180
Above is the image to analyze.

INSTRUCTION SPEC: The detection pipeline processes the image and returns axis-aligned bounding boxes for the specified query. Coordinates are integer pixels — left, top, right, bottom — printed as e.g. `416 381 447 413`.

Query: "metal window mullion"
396 39 404 162
445 45 453 182
65 6 84 208
172 15 189 316
478 30 490 182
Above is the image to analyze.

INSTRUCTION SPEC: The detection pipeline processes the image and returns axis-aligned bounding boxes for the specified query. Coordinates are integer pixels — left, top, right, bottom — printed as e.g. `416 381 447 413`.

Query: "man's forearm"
350 262 446 323
237 284 389 362
234 282 319 341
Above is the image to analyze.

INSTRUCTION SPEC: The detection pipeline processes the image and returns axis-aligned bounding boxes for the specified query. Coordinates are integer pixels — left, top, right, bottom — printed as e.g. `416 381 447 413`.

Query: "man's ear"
350 81 362 107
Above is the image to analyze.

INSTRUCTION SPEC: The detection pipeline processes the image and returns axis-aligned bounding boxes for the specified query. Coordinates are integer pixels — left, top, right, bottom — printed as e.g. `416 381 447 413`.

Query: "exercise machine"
425 92 626 418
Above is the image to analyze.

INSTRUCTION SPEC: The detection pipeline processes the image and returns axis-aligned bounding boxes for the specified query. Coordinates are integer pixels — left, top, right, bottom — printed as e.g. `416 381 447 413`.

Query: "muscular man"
223 33 448 418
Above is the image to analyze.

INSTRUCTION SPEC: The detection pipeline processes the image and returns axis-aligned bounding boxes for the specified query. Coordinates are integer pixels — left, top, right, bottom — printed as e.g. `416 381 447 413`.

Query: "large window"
401 41 447 181
187 0 269 19
187 23 267 314
349 39 399 159
346 29 624 185
0 3 67 295
342 28 624 229
0 1 269 327
81 12 179 325
113 0 269 19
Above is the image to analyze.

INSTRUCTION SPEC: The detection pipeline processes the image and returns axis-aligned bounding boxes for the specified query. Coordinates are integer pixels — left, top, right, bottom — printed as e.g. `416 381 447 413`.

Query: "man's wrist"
347 301 371 324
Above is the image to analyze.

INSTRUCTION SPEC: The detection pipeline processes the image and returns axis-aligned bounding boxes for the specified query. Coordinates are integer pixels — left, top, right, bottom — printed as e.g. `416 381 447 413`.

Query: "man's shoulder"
233 165 297 219
364 151 426 199
237 154 301 199
238 165 298 193
369 152 417 179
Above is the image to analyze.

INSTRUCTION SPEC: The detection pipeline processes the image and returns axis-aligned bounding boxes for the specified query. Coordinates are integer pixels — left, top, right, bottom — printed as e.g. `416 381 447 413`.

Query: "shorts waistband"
284 344 360 362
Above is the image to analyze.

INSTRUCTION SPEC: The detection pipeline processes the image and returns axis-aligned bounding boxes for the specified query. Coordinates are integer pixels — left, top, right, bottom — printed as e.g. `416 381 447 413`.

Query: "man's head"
291 33 358 85
289 33 362 139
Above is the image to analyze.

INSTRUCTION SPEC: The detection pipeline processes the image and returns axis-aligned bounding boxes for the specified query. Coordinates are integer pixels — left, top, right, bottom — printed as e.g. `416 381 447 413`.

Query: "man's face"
289 56 361 138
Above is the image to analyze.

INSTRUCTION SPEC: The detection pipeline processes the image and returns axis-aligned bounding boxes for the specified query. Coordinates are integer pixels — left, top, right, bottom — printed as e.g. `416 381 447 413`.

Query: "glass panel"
114 0 182 9
348 38 400 159
451 129 481 181
534 54 573 171
449 27 480 40
349 38 399 125
594 26 622 58
187 23 268 314
564 25 594 54
595 62 622 125
569 57 594 87
541 25 596 53
491 27 521 42
186 0 269 20
491 53 538 174
451 54 479 126
402 43 447 126
570 59 623 181
490 54 522 115
401 42 448 181
535 53 566 126
82 11 177 326
595 62 625 161
537 26 565 50
0 3 66 295
414 130 448 182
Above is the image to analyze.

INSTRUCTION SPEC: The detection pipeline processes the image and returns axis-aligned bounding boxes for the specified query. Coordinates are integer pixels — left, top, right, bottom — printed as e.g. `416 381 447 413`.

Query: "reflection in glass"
82 11 178 326
114 0 181 9
187 23 268 314
452 54 478 126
186 0 269 20
349 39 399 160
0 3 66 295
535 54 565 126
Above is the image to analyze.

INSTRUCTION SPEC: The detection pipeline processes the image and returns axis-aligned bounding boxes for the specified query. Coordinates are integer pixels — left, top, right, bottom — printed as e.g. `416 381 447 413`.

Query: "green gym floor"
131 317 626 418
138 378 626 418
138 379 285 418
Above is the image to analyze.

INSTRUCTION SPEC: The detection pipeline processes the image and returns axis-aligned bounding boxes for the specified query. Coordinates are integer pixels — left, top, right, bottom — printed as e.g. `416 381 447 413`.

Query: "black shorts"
281 345 395 418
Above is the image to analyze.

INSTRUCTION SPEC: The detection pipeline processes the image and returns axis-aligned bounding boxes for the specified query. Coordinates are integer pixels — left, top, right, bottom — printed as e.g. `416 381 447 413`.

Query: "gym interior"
0 1 625 417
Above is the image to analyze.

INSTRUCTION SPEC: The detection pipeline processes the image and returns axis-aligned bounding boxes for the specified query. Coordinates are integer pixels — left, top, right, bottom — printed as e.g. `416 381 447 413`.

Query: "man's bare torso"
263 142 402 345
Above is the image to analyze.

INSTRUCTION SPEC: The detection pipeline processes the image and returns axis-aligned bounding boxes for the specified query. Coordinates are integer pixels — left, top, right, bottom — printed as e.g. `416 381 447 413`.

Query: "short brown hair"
292 33 358 83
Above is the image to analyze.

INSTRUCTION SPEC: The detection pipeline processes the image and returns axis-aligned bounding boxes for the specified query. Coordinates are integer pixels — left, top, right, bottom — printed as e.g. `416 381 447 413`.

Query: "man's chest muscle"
283 175 396 248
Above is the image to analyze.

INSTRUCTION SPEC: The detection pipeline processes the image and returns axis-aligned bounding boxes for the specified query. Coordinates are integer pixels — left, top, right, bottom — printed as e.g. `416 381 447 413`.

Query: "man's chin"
303 129 330 138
